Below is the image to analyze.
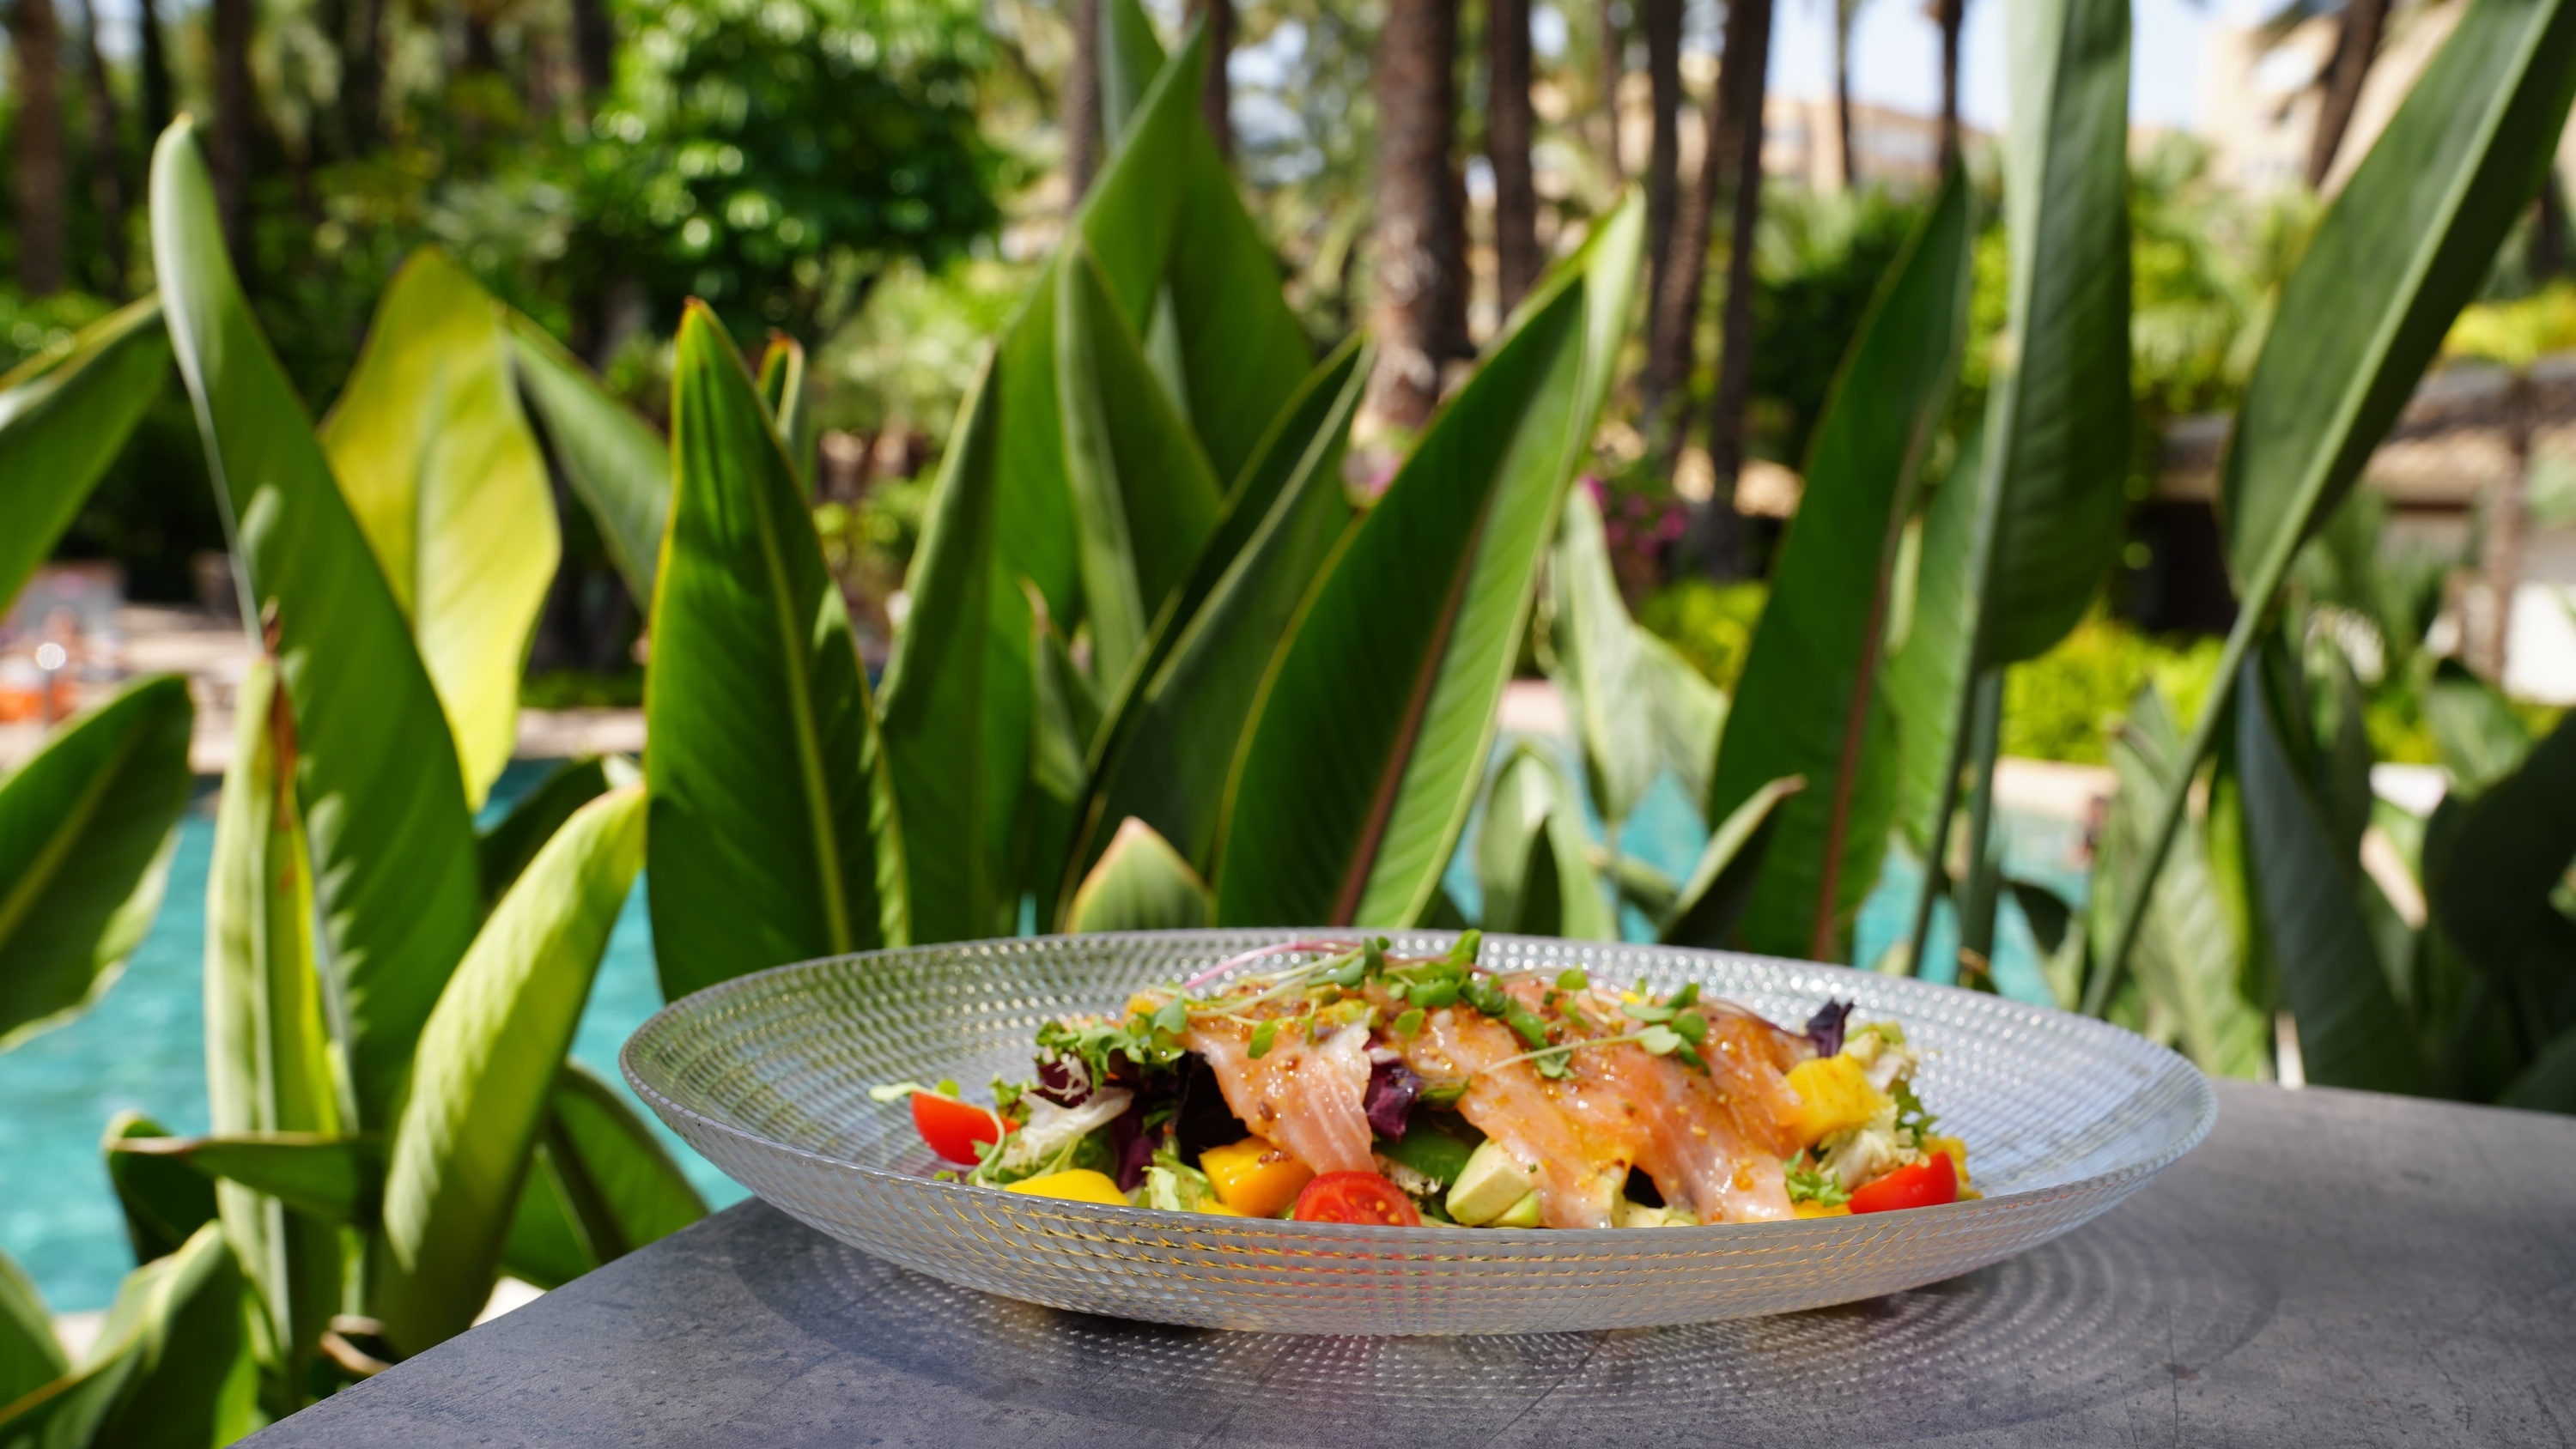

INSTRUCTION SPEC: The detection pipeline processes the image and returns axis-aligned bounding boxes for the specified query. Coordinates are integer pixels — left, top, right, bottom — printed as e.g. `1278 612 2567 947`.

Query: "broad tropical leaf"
1216 196 1643 928
99 1112 216 1266
2237 655 2423 1092
2425 658 2533 792
1885 432 1982 853
1095 0 1311 482
1068 338 1369 900
2424 712 2576 1047
541 1061 708 1263
2106 0 2576 999
756 333 814 494
1475 745 1615 940
0 1224 250 1446
878 34 1212 941
373 785 646 1355
152 119 483 1130
0 298 170 612
479 755 631 908
0 1251 62 1410
110 1133 381 1225
1068 818 1213 931
0 674 191 1051
1055 242 1225 689
203 658 342 1400
1547 484 1725 828
1709 171 1974 960
1023 585 1102 916
320 248 561 808
1662 776 1805 948
506 314 670 603
647 305 903 999
1978 0 2134 664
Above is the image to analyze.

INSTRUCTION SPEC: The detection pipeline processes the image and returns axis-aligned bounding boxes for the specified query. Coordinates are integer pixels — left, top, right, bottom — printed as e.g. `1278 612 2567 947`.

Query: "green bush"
1638 579 1768 695
2001 616 2221 765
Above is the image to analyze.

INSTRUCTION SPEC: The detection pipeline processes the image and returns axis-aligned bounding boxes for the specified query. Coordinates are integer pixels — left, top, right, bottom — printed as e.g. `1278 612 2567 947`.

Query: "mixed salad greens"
875 932 1975 1227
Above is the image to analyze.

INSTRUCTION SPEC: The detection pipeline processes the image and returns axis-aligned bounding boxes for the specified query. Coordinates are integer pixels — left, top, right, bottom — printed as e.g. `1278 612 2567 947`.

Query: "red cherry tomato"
1291 1171 1423 1226
911 1092 1012 1164
1847 1151 1959 1214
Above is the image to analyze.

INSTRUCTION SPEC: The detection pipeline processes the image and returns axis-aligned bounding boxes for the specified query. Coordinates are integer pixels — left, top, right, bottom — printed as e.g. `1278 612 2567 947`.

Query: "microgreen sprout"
1247 1019 1280 1059
1393 1008 1425 1039
1556 967 1589 990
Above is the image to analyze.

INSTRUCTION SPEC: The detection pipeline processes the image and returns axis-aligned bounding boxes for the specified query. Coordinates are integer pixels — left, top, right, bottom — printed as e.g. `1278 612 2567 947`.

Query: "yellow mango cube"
1005 1169 1131 1205
1923 1133 1971 1187
1794 1199 1853 1219
1200 1137 1315 1218
1784 1054 1893 1148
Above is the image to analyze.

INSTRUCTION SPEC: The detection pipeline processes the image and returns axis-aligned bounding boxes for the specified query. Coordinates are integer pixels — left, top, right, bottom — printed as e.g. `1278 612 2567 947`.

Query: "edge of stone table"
247 1080 2576 1447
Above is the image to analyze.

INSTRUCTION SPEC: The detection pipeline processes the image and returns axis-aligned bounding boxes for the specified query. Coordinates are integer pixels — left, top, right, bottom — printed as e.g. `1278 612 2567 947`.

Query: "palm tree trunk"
137 0 174 139
1643 0 1682 358
1488 0 1540 312
1188 0 1234 159
1367 0 1462 429
572 0 614 100
10 0 67 295
212 0 255 264
1646 79 1720 445
2307 0 2385 188
1597 0 1625 179
342 0 386 150
1700 0 1775 571
70 0 125 295
1066 0 1102 201
1834 0 1857 189
1937 0 1963 174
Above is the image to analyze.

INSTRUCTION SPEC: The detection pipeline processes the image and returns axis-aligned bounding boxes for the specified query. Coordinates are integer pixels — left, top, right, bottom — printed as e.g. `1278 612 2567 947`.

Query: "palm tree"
1937 0 1964 172
9 0 67 294
1067 0 1103 198
1190 0 1235 157
1598 0 1626 179
1832 0 1862 187
70 0 125 294
2307 0 2388 185
211 0 254 263
1489 0 1541 311
1701 0 1777 569
1644 0 1684 357
1366 0 1463 428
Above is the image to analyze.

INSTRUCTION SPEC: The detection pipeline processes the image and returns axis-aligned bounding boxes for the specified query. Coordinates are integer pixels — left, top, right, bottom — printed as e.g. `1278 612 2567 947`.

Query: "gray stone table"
249 1081 2576 1447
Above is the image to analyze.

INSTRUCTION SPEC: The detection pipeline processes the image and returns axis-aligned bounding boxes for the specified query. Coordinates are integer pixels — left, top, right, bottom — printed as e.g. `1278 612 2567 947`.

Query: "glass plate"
622 931 2214 1335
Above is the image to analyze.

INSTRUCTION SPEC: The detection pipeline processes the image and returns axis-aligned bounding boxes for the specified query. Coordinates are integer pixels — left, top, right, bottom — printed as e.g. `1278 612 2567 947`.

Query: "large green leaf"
877 36 1209 942
152 118 484 1131
110 1133 381 1225
0 675 191 1051
0 298 171 612
372 784 645 1355
2423 712 2576 1047
0 1251 62 1410
1068 338 1369 899
2237 655 2423 1092
320 248 561 808
755 333 815 494
1095 0 1311 483
647 304 904 999
506 314 670 604
540 1060 708 1263
1978 0 2133 665
1661 776 1805 948
478 755 630 908
2094 687 2269 1076
1709 171 1974 961
1055 242 1226 690
0 1224 251 1447
1215 195 1644 928
99 1113 217 1267
1885 433 1982 855
1068 818 1213 931
202 658 342 1401
2105 0 2576 1002
1546 484 1726 828
2425 658 2533 792
1475 745 1616 940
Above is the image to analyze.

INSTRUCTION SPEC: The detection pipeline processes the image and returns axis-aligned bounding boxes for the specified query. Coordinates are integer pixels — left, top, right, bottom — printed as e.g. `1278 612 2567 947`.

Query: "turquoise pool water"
4 752 2083 1313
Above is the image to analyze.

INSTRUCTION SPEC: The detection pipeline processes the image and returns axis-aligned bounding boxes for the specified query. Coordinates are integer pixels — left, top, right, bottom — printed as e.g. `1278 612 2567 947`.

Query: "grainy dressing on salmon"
881 932 1977 1226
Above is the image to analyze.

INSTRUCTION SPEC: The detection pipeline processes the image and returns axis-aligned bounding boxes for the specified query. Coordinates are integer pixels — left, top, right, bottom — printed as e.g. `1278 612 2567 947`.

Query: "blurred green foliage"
1637 578 1768 695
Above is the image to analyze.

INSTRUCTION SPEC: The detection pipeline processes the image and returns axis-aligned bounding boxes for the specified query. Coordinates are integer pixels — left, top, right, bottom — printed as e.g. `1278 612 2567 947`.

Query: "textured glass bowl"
622 931 2214 1335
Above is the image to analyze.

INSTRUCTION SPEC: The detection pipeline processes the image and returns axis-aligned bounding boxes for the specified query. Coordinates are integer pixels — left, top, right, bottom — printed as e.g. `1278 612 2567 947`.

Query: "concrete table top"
249 1079 2576 1447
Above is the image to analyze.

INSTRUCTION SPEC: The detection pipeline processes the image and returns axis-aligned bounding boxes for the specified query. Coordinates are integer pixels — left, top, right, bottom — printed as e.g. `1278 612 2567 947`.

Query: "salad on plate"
876 932 1974 1227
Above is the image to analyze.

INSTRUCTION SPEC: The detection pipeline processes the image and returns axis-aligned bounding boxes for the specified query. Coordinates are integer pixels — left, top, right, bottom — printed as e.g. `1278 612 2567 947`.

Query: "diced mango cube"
1193 1200 1247 1217
1794 1199 1853 1219
1200 1137 1315 1218
1784 1054 1893 1148
1005 1169 1131 1205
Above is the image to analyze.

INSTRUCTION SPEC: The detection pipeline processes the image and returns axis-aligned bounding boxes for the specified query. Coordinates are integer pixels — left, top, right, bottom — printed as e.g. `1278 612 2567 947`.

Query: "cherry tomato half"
1291 1171 1423 1226
1847 1151 1958 1214
912 1092 1012 1164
